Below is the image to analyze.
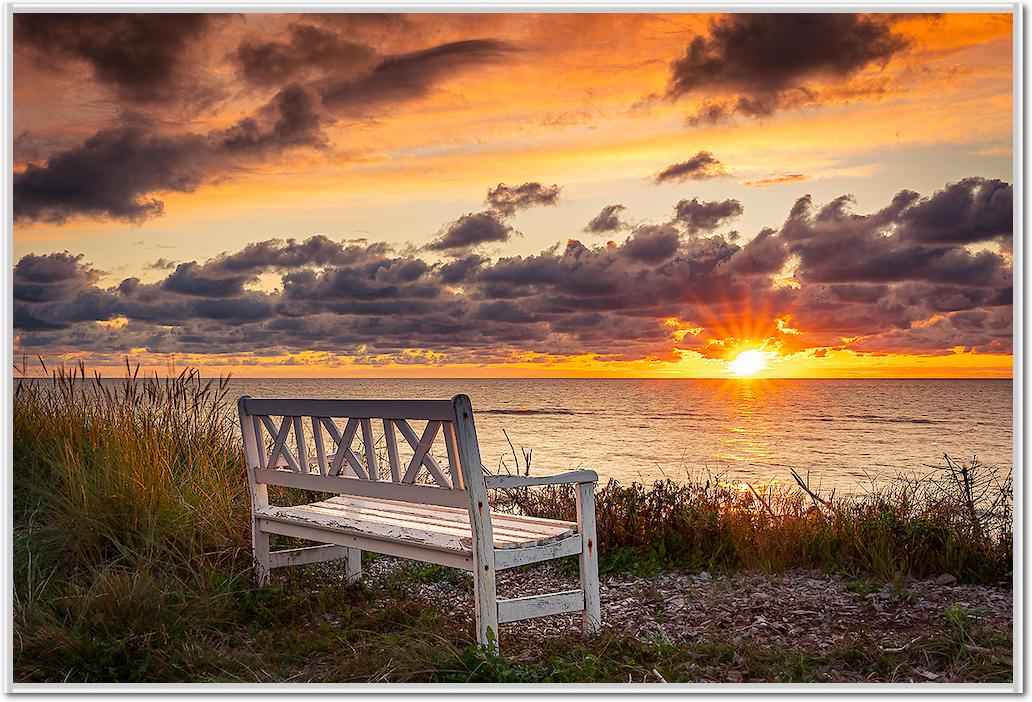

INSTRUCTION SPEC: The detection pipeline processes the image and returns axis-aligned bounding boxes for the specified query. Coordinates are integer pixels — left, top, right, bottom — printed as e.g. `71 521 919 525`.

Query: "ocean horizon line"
19 374 1014 381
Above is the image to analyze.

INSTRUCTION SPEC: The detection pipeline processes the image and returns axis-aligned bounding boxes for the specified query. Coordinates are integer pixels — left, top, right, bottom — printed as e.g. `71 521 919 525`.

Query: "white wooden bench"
237 393 601 650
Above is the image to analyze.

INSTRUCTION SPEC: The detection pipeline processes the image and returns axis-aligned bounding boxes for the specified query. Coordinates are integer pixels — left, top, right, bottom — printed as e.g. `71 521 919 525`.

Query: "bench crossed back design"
237 394 601 650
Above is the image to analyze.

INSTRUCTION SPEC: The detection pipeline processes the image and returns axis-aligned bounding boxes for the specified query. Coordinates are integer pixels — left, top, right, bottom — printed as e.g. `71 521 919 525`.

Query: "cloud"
654 151 727 183
13 124 209 223
161 262 254 298
486 182 562 216
665 13 909 119
896 177 1012 246
620 225 682 264
211 235 390 273
15 13 212 103
745 173 809 188
235 22 378 86
426 211 515 252
671 197 743 233
14 85 327 224
14 252 102 303
320 39 516 113
217 84 326 154
584 204 628 233
13 179 1013 364
145 258 178 271
14 34 519 225
783 182 1012 289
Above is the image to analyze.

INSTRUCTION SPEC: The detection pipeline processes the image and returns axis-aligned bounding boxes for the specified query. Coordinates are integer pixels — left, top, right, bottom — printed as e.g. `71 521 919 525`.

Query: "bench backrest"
237 394 486 510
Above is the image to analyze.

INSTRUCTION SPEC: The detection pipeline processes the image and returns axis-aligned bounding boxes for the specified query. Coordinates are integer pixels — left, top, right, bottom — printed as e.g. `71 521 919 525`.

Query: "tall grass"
498 464 1012 582
14 361 251 579
13 363 256 681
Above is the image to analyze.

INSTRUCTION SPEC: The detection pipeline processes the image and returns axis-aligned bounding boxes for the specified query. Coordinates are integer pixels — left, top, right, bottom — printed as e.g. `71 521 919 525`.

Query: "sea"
228 378 1014 494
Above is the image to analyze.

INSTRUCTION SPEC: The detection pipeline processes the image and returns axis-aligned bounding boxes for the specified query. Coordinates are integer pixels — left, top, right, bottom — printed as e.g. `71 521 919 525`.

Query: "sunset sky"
12 11 1015 378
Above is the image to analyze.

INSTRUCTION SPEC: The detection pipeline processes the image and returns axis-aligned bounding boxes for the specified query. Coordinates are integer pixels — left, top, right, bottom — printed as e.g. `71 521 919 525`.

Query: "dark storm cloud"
782 185 1012 289
320 39 516 112
13 125 209 224
218 85 327 154
440 254 487 283
14 252 102 303
15 32 517 225
666 13 908 119
485 182 562 216
584 204 627 233
212 235 390 273
161 262 254 298
235 22 378 86
721 228 788 277
13 178 1013 363
672 197 743 233
14 86 329 224
620 225 681 264
426 211 514 251
15 13 211 103
654 152 726 183
896 177 1013 245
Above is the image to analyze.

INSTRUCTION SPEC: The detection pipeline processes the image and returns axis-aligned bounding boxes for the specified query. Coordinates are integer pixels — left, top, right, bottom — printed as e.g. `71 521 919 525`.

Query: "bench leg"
473 566 499 652
253 524 271 588
576 482 602 635
344 547 362 582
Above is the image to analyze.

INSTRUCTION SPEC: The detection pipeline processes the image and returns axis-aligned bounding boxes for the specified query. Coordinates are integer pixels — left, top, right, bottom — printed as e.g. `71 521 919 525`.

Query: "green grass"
11 364 1014 683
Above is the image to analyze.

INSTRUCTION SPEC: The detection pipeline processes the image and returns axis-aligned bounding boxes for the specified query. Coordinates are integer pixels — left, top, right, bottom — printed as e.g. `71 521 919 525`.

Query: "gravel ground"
362 557 1012 681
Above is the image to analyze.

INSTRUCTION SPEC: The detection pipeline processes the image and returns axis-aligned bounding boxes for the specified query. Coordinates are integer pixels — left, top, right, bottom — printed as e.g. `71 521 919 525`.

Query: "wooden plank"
323 496 574 543
310 499 569 548
251 414 266 470
324 418 366 478
494 534 584 570
259 518 474 571
443 422 463 490
293 504 511 553
478 509 577 531
258 506 471 553
397 419 451 487
326 495 570 538
238 396 270 587
244 398 456 421
497 590 585 624
311 416 328 476
360 418 380 481
268 543 354 569
344 547 361 582
260 415 302 473
292 416 308 474
576 481 602 634
453 394 499 650
259 415 287 466
383 419 401 483
485 470 598 489
252 469 470 508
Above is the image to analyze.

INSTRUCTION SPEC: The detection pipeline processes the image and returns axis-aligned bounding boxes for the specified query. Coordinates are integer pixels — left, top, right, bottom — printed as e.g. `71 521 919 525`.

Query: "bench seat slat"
256 495 577 552
259 508 470 553
284 502 538 547
316 498 571 544
327 494 577 531
323 495 576 539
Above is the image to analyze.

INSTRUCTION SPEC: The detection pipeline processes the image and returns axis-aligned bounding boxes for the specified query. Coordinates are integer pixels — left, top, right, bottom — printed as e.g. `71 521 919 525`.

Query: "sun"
727 349 771 377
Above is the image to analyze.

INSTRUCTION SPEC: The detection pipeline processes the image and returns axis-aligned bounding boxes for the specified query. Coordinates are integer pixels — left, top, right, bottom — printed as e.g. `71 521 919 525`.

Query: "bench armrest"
484 470 598 489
